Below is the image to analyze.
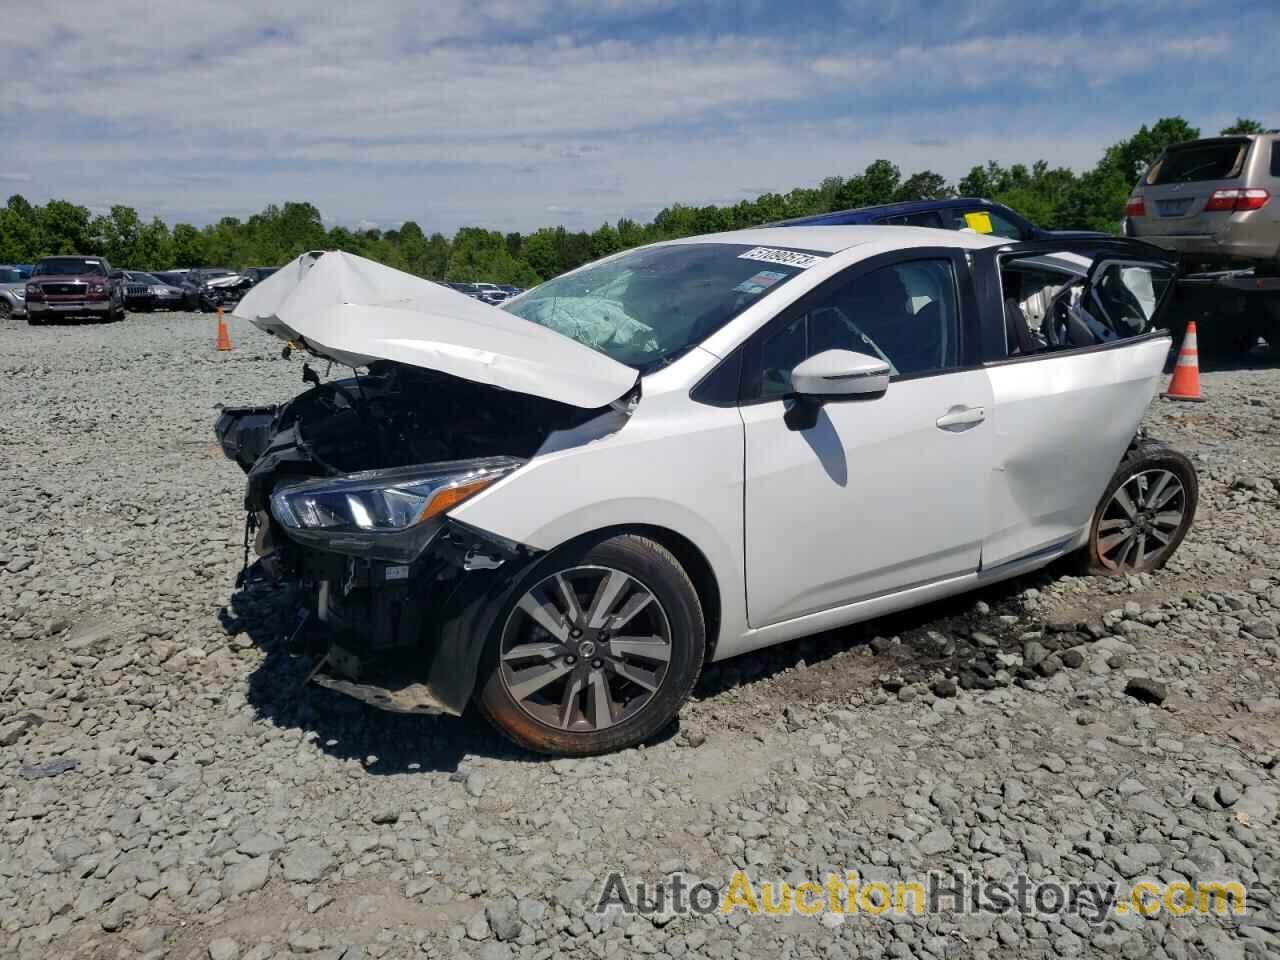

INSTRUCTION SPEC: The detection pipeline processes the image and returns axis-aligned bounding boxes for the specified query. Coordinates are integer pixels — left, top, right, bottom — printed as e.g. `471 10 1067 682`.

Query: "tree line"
0 116 1268 287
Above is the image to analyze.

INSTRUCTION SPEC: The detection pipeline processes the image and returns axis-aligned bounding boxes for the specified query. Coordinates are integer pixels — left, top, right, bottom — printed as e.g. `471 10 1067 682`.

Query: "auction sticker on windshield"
735 270 788 294
737 247 826 269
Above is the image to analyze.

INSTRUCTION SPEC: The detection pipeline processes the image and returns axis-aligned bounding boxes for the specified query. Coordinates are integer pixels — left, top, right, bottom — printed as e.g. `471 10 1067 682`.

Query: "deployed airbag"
233 252 639 409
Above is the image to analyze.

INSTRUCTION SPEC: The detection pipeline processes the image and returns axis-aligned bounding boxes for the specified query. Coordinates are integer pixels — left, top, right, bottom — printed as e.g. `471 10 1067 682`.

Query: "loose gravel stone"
0 314 1276 959
1124 676 1168 704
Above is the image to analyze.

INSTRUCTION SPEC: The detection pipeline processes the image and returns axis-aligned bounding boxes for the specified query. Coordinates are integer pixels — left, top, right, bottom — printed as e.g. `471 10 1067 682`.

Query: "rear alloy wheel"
476 535 705 755
0 300 11 320
1087 443 1198 574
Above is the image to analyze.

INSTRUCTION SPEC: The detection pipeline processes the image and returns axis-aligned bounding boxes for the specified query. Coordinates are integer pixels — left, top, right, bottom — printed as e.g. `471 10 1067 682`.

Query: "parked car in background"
774 197 1104 242
123 271 157 311
1124 133 1279 268
217 232 1195 754
153 271 200 309
14 264 33 279
198 271 256 312
478 288 512 305
0 264 28 319
244 267 279 284
25 255 125 324
124 270 188 310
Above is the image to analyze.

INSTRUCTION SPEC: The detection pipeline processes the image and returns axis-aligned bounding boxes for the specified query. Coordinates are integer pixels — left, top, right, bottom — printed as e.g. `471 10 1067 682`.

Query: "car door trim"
981 330 1173 369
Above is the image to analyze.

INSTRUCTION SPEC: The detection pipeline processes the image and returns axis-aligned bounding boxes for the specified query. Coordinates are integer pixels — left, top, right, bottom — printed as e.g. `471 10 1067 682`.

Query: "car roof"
771 196 1014 228
665 223 1007 255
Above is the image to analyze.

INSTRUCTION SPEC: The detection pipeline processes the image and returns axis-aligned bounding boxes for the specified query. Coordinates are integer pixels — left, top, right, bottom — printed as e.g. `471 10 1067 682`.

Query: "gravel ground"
1 311 1278 960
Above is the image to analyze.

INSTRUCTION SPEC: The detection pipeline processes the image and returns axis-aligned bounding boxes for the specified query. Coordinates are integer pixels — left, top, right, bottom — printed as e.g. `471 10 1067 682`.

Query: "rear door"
970 240 1176 570
1134 137 1254 241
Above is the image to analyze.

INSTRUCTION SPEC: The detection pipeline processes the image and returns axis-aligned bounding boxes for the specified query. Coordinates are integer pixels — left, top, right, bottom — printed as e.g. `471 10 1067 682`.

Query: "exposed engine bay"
216 360 620 715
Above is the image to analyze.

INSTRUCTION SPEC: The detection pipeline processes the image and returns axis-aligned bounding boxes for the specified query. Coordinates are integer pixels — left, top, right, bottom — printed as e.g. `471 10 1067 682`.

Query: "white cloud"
1 1 1273 232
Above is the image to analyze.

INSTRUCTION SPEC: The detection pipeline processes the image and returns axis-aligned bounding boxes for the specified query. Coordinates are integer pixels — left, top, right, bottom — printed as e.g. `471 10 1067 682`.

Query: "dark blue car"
773 197 1101 241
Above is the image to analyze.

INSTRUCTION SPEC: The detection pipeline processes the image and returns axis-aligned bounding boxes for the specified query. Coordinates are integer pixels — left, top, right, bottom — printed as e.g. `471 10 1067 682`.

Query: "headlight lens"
152 285 167 294
13 288 24 299
270 456 524 560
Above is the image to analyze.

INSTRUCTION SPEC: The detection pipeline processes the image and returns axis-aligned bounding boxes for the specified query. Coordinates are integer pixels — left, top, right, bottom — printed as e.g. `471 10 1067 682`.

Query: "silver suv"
1124 134 1279 267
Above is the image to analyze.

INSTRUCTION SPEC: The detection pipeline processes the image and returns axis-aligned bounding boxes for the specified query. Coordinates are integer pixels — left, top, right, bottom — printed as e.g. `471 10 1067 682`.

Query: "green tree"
1220 117 1267 135
893 171 952 202
38 200 93 256
171 223 205 266
0 195 39 261
1100 117 1199 185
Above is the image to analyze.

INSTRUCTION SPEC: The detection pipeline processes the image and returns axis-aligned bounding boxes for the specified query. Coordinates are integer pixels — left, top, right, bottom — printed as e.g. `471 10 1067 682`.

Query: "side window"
1090 262 1171 336
943 208 1025 240
878 212 945 228
999 255 1173 357
1271 139 1280 178
747 259 962 399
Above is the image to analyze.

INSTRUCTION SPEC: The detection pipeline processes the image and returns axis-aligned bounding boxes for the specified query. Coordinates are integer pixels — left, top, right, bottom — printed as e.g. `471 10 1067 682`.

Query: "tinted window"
1147 139 1249 184
878 211 945 228
746 258 961 399
505 242 815 372
0 268 20 283
1271 139 1280 178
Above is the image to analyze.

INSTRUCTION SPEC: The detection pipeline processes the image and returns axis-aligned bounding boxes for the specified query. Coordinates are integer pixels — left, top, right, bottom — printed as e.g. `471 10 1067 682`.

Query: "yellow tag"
963 211 993 234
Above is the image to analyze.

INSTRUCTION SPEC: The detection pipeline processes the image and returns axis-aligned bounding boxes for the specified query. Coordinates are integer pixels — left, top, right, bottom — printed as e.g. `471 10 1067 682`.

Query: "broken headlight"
270 456 523 562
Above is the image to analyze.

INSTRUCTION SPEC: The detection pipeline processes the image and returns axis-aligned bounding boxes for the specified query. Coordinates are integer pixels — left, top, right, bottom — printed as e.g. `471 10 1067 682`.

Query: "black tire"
0 300 11 321
1084 441 1198 575
475 533 705 756
27 313 43 326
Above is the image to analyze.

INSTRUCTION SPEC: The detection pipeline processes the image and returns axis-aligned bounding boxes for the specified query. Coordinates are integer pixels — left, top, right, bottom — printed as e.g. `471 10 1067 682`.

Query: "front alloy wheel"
501 566 673 732
1087 442 1197 574
476 534 705 755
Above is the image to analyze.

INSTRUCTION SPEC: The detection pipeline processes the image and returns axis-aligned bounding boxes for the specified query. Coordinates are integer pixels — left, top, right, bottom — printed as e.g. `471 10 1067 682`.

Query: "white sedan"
219 226 1198 754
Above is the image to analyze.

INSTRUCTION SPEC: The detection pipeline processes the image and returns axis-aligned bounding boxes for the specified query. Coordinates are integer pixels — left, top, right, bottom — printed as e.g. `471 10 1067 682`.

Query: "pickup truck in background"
24 255 126 325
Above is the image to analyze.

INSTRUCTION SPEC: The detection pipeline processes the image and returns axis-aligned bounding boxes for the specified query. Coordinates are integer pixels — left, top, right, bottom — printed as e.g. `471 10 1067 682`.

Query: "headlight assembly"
270 456 524 562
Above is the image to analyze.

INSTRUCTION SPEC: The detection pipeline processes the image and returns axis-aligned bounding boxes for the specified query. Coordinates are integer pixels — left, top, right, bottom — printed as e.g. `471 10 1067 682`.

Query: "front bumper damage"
239 509 537 716
217 401 542 716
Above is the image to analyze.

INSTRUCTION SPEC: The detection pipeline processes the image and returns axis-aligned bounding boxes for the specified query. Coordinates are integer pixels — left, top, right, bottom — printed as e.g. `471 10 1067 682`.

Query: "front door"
740 251 992 627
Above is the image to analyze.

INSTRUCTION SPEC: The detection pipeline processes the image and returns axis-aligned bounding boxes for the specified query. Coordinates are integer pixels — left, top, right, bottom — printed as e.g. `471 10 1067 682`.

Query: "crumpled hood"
232 251 639 409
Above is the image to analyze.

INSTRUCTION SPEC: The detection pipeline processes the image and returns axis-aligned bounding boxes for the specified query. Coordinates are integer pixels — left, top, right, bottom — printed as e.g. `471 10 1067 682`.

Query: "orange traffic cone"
1162 321 1204 402
215 309 232 352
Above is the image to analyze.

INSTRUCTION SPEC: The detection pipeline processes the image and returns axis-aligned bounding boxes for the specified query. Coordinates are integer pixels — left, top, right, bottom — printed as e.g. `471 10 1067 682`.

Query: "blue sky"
1 0 1274 234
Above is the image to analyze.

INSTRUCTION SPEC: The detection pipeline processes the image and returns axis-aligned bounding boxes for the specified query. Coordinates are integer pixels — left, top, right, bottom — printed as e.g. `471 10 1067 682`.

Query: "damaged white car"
218 227 1197 755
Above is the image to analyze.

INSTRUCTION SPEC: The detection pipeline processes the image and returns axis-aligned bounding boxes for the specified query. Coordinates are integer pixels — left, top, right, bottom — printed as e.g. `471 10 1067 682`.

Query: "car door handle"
936 405 986 431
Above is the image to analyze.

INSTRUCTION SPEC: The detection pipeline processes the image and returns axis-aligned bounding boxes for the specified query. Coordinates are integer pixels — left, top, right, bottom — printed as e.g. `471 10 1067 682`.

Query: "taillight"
1205 188 1270 212
1124 196 1145 217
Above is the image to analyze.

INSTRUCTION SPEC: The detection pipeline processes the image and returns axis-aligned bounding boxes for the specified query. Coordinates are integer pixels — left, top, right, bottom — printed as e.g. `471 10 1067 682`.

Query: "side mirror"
791 349 891 400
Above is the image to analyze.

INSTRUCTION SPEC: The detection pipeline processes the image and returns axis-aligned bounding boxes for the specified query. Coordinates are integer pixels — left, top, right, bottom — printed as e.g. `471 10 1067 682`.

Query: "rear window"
1146 139 1249 185
1271 140 1280 178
